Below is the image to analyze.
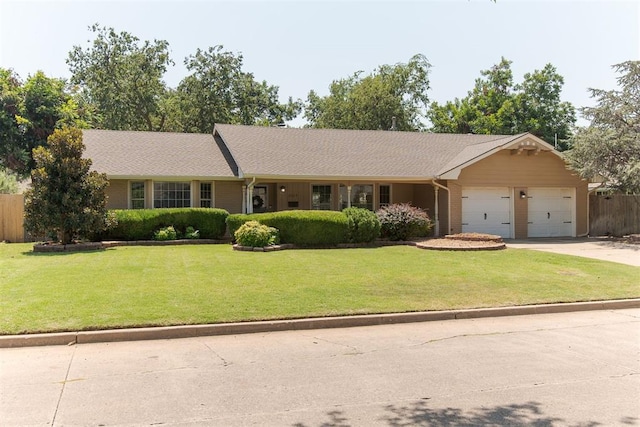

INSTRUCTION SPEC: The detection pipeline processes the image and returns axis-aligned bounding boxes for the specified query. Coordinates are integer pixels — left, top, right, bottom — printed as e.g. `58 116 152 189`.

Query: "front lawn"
0 243 638 335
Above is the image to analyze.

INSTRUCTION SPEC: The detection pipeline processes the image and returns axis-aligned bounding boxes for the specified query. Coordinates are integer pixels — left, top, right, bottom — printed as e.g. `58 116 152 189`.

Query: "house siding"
215 181 243 214
106 180 129 209
451 151 588 237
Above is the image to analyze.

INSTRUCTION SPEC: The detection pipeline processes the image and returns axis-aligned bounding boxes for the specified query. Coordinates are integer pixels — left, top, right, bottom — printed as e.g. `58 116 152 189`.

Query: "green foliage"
177 45 300 132
154 226 177 241
227 211 349 246
234 221 280 247
304 54 431 131
0 69 92 177
566 61 640 194
184 226 200 239
376 203 432 241
343 207 380 243
428 58 576 149
23 127 111 244
0 167 19 194
67 24 174 132
100 208 229 241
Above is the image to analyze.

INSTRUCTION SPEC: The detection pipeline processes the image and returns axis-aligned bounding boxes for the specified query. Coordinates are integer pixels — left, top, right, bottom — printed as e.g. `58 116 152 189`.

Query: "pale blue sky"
1 0 638 127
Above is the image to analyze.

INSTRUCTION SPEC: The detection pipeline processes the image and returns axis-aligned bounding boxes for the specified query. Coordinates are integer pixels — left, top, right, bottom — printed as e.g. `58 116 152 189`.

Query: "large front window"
340 184 373 210
154 182 191 208
312 185 332 210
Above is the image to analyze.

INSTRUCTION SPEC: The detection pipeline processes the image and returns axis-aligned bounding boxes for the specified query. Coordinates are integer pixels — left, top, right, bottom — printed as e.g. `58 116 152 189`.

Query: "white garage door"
528 188 574 237
462 187 512 238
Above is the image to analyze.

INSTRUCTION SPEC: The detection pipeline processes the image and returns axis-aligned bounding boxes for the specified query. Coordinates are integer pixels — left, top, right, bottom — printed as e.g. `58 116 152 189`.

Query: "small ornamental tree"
24 127 112 244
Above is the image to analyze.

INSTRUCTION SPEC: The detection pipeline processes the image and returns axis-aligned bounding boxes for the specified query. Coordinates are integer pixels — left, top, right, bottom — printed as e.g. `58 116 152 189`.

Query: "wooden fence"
0 194 25 243
589 194 640 236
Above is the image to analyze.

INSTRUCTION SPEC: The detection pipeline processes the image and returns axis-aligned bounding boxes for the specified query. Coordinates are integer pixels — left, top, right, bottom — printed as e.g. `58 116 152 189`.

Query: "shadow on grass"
293 400 638 426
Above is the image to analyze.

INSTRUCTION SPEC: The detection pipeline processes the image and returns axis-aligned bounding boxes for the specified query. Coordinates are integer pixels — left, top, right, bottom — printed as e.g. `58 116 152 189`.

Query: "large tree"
428 58 576 149
24 127 112 244
67 24 174 131
177 46 300 133
565 61 640 194
304 54 431 131
0 69 91 177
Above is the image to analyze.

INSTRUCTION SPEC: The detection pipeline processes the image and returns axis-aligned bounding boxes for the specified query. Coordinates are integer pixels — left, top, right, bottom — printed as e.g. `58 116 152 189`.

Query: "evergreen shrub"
343 207 381 243
100 208 228 240
227 210 348 246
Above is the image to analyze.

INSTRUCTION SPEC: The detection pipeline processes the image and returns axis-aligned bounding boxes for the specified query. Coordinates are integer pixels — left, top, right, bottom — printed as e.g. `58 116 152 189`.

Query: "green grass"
1 242 638 335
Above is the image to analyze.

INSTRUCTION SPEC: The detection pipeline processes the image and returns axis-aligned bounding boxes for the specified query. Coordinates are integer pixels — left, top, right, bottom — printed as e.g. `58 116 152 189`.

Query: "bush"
343 207 380 243
227 210 349 246
234 221 279 247
184 226 200 239
154 226 178 241
99 208 228 241
376 203 432 241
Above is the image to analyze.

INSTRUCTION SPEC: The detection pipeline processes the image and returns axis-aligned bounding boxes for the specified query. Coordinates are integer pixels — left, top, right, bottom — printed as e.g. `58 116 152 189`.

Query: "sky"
1 0 638 127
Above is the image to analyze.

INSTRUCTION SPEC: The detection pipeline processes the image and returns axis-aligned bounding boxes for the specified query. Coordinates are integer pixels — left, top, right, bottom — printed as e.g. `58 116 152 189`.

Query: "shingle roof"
214 124 524 179
83 125 538 181
83 129 236 178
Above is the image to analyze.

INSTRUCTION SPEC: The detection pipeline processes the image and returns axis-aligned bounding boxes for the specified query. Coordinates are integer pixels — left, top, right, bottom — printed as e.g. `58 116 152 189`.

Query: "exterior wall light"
520 190 527 199
280 185 286 193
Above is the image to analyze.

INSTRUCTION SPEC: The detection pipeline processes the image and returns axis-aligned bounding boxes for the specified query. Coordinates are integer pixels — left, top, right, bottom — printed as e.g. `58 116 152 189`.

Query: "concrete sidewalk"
507 237 640 266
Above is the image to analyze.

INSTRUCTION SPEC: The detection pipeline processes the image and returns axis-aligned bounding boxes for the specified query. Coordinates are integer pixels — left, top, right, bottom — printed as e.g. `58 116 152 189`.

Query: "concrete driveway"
506 237 640 266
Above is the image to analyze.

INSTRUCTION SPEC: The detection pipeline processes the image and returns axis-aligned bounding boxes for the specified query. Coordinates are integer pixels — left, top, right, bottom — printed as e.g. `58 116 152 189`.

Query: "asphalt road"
1 309 639 426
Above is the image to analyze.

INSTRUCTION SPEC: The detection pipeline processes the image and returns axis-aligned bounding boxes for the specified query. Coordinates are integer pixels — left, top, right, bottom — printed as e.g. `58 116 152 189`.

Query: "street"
1 309 639 426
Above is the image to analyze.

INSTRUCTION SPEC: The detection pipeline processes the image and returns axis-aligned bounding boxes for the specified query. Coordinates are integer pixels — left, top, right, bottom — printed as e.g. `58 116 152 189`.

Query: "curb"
1 299 639 348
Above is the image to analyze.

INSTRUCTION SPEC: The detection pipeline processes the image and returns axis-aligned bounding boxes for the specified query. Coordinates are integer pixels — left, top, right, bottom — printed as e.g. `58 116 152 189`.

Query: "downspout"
432 180 451 237
246 177 257 214
579 183 602 237
434 186 440 236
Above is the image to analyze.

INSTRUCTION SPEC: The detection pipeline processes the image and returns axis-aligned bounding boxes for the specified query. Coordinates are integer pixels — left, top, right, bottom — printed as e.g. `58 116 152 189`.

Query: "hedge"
99 208 229 241
227 210 349 246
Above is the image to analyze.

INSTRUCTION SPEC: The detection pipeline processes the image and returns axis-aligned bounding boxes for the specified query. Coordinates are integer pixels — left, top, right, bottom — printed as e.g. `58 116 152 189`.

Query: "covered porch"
241 179 450 236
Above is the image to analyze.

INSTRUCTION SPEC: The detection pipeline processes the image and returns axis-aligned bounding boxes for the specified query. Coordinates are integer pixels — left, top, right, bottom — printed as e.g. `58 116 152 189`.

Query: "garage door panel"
527 188 574 238
462 187 512 238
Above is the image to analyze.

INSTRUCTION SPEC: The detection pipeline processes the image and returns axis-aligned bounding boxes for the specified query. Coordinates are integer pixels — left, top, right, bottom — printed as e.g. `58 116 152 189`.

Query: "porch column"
347 185 352 208
434 186 440 236
241 185 247 214
247 185 254 214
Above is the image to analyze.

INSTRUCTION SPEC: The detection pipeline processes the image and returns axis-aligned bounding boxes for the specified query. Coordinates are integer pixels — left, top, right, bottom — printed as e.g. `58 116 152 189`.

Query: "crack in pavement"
51 344 76 426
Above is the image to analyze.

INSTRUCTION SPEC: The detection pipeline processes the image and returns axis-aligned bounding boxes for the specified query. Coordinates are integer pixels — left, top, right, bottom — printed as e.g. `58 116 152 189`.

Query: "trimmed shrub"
343 207 380 243
184 226 200 239
234 221 280 247
227 210 349 246
376 203 432 241
154 226 178 241
99 208 228 241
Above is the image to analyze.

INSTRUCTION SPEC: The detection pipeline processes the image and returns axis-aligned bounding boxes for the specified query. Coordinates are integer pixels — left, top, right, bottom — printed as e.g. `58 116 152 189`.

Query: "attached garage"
527 188 574 237
461 187 512 238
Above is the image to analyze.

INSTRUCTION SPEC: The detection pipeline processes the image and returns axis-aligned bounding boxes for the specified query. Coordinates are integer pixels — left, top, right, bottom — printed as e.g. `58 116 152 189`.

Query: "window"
200 183 212 208
312 185 332 210
379 185 391 207
130 181 145 209
340 184 373 210
153 182 191 208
